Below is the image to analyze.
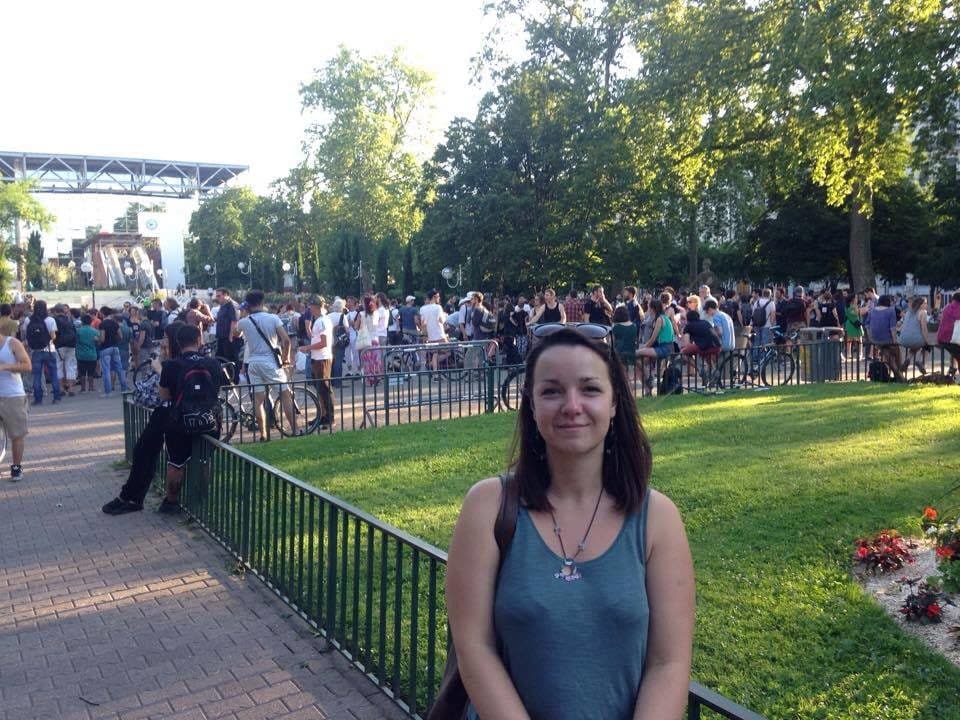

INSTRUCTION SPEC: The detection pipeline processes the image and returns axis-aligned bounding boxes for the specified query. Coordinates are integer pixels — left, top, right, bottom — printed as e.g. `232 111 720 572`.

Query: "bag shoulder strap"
493 473 520 561
248 314 278 351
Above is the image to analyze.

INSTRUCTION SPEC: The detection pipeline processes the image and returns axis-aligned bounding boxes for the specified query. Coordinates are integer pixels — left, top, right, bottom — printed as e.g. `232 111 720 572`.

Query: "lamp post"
67 260 76 291
80 261 96 309
441 264 463 289
282 260 298 293
238 259 252 289
156 267 165 290
203 263 217 286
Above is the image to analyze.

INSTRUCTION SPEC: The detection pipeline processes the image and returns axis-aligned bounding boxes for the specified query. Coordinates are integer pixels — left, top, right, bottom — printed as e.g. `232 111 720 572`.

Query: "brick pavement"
0 395 407 720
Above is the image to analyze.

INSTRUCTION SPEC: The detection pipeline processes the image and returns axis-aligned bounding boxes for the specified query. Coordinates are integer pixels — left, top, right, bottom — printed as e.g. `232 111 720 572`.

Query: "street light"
441 265 463 289
282 260 298 293
238 260 252 275
203 263 217 287
156 268 165 289
80 261 96 309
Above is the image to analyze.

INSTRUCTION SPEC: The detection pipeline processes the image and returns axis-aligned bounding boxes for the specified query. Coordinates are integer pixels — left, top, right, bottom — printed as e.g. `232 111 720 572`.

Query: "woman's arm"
447 478 531 720
529 305 544 325
558 303 567 323
633 490 695 720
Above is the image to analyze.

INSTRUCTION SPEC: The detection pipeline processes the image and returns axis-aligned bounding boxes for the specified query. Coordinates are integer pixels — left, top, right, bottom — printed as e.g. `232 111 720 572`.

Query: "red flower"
926 603 942 619
936 546 956 559
923 506 938 521
856 546 870 559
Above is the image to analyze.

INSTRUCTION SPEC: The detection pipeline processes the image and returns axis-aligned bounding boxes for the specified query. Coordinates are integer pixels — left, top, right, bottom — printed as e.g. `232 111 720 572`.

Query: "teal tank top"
468 490 650 719
657 316 675 344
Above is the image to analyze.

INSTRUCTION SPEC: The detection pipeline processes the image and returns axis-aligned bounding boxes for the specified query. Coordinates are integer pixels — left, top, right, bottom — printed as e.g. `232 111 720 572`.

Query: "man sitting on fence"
157 324 224 514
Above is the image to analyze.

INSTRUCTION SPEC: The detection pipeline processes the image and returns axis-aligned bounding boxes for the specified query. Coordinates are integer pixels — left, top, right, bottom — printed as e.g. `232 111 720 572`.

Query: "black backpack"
168 354 220 434
658 359 683 396
26 315 52 350
334 314 349 349
868 359 892 383
54 315 77 348
751 300 770 328
722 300 741 326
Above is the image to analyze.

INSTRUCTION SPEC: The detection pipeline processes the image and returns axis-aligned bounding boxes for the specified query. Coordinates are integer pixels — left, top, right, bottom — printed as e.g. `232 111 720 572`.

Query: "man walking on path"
98 307 128 397
300 295 336 429
0 331 31 479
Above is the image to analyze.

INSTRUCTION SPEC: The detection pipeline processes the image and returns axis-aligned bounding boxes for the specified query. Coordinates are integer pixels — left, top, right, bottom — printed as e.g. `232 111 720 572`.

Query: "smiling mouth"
556 425 590 430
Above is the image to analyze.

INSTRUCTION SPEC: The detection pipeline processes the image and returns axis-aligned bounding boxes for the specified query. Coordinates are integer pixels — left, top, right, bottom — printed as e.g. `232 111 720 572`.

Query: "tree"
638 0 960 291
294 47 433 292
0 180 54 297
26 231 44 290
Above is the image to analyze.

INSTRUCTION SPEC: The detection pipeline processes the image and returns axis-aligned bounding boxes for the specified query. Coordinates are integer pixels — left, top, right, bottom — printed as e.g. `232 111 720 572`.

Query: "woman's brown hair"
508 328 652 513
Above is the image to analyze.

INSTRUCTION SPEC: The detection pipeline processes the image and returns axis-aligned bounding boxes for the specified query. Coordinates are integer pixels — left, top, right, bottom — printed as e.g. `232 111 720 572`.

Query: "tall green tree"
639 0 960 291
294 47 433 292
0 180 54 297
26 231 44 290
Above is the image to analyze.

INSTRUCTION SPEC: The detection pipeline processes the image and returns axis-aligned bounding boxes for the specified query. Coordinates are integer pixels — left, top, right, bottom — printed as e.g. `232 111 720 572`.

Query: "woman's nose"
561 390 583 414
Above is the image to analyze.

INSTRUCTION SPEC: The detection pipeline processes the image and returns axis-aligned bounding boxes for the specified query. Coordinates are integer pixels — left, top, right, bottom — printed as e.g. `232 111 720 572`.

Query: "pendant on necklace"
554 558 582 582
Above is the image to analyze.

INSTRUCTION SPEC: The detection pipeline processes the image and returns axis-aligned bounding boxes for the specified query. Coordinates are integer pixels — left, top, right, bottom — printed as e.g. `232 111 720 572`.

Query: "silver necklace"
548 487 604 582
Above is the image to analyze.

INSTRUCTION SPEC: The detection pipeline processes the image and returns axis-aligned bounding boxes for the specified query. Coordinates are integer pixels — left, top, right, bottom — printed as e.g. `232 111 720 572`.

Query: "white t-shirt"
419 303 447 342
376 306 390 339
310 312 333 361
238 311 284 366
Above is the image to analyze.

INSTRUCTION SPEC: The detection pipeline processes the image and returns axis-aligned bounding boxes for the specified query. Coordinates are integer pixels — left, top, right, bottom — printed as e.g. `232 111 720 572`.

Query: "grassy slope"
248 383 960 720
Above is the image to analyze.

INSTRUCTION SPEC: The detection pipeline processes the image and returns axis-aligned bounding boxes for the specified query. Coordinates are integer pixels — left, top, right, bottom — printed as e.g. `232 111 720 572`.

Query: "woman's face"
530 345 616 458
544 290 555 303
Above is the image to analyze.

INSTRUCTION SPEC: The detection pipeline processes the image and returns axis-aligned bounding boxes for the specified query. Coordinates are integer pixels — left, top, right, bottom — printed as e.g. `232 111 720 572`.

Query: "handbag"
427 474 520 720
952 319 960 345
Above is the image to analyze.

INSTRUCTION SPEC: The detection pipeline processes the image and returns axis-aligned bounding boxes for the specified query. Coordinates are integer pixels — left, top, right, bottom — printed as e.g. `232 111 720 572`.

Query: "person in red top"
935 291 960 378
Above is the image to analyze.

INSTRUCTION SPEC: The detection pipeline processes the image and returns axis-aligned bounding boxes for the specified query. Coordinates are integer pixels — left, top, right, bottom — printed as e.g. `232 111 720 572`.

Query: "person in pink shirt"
935 291 960 378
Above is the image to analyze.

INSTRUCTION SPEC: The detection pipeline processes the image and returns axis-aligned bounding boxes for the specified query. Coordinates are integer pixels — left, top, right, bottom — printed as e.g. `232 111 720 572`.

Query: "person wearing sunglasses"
446 327 694 720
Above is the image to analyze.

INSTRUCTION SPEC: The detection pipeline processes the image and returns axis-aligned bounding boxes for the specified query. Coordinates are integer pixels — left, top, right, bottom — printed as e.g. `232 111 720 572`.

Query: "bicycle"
689 329 799 392
219 371 322 442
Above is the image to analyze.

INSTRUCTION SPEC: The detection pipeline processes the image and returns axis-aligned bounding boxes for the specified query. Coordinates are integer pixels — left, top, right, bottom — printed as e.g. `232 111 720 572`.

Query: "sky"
2 0 497 249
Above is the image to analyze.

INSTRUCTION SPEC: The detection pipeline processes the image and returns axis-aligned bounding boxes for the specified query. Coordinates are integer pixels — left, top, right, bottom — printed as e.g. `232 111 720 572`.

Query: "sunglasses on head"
532 322 611 341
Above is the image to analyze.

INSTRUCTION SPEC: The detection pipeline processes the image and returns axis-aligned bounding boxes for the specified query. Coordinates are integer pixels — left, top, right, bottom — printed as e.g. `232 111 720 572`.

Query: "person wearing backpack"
52 304 78 397
23 300 62 405
156 324 224 513
98 307 129 397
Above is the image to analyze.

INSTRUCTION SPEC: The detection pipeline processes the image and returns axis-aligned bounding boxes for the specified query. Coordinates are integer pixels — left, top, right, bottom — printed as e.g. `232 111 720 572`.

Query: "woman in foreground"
446 327 695 720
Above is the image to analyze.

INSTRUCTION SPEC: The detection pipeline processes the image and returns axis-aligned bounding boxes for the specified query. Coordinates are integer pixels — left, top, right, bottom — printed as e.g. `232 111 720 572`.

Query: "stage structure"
1 151 248 290
0 151 247 198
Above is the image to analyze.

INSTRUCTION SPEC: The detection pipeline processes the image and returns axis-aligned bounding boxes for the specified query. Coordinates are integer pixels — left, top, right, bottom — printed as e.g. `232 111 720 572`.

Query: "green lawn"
247 382 960 720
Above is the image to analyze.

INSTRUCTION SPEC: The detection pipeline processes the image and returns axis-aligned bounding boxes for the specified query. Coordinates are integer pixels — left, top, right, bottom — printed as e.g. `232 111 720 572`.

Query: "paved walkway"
0 394 407 720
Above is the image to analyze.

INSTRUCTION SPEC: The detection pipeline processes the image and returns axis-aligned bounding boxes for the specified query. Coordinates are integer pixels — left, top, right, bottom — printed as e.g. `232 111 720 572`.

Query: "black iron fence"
214 337 958 444
123 398 765 719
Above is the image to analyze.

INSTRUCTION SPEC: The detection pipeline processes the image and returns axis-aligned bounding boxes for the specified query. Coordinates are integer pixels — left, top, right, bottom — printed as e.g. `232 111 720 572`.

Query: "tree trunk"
686 201 699 287
849 189 874 293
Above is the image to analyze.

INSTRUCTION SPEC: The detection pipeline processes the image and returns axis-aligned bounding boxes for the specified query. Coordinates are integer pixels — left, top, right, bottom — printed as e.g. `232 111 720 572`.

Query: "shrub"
853 530 916 573
921 505 960 593
898 576 955 623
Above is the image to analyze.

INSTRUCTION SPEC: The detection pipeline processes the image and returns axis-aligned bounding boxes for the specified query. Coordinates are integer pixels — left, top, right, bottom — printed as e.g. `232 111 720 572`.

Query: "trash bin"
798 327 843 382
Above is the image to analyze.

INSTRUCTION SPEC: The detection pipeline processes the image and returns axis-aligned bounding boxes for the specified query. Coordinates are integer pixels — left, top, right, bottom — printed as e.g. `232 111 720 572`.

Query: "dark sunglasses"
532 322 611 341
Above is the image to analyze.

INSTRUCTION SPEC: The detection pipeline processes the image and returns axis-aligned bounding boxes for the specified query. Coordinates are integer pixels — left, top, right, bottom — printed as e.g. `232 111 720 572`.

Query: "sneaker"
9 465 22 481
102 497 143 515
157 498 181 514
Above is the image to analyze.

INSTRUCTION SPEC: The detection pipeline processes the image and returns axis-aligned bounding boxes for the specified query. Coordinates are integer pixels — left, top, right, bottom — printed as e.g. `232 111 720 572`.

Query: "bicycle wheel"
716 353 749 389
761 352 795 387
499 367 526 410
273 386 321 436
219 401 239 443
